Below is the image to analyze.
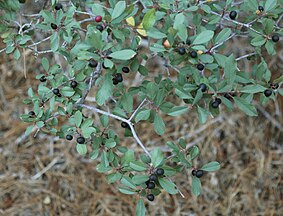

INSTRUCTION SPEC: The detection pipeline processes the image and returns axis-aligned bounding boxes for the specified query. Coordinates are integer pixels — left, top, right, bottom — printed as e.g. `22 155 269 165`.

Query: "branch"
76 63 102 104
210 33 236 52
76 104 151 158
236 52 256 61
129 98 148 121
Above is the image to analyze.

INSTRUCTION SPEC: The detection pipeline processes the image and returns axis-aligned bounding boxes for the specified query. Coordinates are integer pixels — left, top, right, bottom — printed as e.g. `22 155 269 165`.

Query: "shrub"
0 0 282 214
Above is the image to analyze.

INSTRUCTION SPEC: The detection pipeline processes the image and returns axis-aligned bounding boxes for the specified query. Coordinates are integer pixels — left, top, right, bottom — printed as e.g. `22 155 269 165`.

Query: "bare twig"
129 98 148 121
236 52 256 61
31 157 60 180
76 104 151 157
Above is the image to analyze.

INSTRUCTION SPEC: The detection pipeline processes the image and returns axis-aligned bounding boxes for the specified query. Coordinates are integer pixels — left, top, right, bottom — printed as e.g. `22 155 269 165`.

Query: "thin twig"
129 98 148 121
31 157 60 180
76 104 151 157
236 52 256 61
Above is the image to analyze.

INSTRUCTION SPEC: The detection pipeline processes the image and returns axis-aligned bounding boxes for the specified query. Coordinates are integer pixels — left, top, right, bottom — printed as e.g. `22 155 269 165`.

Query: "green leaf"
153 114 165 135
121 93 133 112
50 32 59 52
61 86 75 97
130 161 148 171
118 187 136 195
234 97 258 116
13 48 20 60
192 30 214 45
136 199 146 216
76 144 87 155
135 110 150 123
158 178 178 195
42 57 49 71
197 106 210 124
251 36 266 47
192 177 202 196
108 49 136 60
74 110 83 127
132 175 149 185
36 121 44 128
111 1 126 20
201 161 221 172
24 125 34 136
96 73 113 106
101 150 109 167
224 54 237 87
167 106 188 116
265 0 277 12
215 28 232 44
107 172 122 183
105 138 116 148
150 148 164 168
189 146 199 160
121 176 136 189
240 84 265 93
141 8 156 30
100 115 108 127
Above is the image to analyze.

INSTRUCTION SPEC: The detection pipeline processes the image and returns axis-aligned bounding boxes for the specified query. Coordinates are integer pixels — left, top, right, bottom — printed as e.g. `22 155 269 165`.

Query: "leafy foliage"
1 0 282 215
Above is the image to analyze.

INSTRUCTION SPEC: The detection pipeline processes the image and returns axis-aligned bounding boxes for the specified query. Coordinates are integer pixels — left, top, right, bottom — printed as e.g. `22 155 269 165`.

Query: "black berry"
77 136 85 144
19 0 26 3
52 88 60 95
258 6 264 12
55 3 62 10
155 168 164 176
147 194 155 201
39 76 47 82
192 169 197 176
211 100 220 109
178 47 186 55
112 78 119 85
89 59 98 68
272 34 280 43
264 89 273 97
51 23 58 30
199 83 207 92
196 170 204 178
190 51 197 58
66 134 73 141
197 64 204 71
121 121 129 128
272 83 279 89
96 24 104 32
229 11 237 20
114 73 123 82
122 67 130 73
149 174 158 182
28 111 35 116
147 182 155 189
70 80 78 88
215 98 222 104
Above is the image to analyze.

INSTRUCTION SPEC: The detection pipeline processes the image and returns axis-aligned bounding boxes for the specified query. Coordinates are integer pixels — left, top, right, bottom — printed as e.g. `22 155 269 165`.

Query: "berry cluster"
146 168 165 202
192 169 204 178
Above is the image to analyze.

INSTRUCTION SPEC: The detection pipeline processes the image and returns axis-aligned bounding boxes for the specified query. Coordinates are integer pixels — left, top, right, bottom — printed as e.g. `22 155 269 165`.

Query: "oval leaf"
192 30 214 45
201 161 220 172
109 49 136 60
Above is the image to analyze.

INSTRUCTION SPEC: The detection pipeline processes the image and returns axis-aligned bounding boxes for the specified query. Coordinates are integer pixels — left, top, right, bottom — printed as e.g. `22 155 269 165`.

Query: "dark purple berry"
39 76 47 82
178 47 186 55
28 111 35 116
272 34 280 43
89 59 98 68
264 89 273 97
190 51 197 58
199 83 207 92
215 98 222 104
122 67 130 73
155 168 164 176
211 100 220 109
147 182 155 189
114 73 123 82
52 88 60 95
196 170 204 178
70 80 78 88
77 136 85 144
258 6 264 12
51 23 58 30
229 11 237 20
147 194 155 201
197 64 204 71
149 174 158 182
112 78 119 85
192 169 197 176
121 121 129 128
55 3 62 10
66 134 73 141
